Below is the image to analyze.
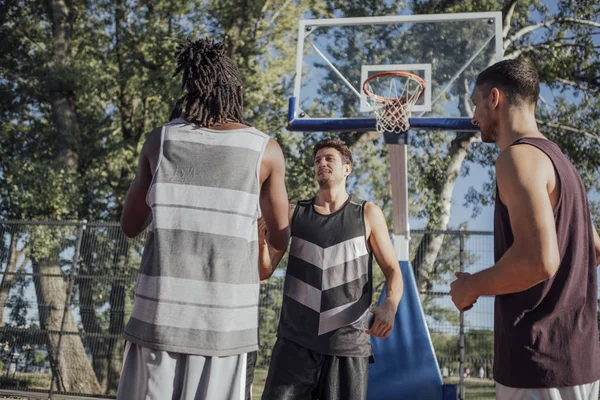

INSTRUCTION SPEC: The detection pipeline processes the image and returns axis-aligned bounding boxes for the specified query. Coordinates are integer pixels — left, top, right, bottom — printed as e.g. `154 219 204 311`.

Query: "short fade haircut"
475 59 540 106
313 138 353 167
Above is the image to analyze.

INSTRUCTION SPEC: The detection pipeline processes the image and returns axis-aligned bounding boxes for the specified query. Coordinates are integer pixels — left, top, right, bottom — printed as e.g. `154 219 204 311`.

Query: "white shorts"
117 341 248 400
496 380 600 400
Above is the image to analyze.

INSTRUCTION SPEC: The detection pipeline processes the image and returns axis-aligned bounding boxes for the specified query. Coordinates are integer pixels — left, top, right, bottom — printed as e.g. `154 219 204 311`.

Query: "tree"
1 0 321 393
1 0 192 393
311 0 600 299
410 0 599 298
3 0 598 395
258 276 285 368
0 227 29 328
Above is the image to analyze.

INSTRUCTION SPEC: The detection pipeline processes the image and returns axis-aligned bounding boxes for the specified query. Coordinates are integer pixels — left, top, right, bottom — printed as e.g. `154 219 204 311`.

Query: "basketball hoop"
362 71 426 134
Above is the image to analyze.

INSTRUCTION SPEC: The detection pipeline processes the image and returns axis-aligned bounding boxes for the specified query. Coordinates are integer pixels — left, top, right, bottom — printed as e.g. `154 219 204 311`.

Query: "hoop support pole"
389 142 410 260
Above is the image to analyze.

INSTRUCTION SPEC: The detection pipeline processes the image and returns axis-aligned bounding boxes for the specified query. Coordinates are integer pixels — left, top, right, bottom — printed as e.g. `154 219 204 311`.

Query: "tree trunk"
412 133 477 299
78 271 109 391
32 259 101 393
0 232 27 328
106 282 126 393
37 0 101 392
105 239 130 393
413 76 479 301
45 0 81 172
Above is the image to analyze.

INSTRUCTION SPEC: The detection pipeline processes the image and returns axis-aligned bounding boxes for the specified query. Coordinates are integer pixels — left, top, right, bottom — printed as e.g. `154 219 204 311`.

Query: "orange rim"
362 71 426 104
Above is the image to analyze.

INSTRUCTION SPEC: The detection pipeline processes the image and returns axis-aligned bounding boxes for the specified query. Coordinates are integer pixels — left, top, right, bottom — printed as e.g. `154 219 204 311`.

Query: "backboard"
287 12 503 133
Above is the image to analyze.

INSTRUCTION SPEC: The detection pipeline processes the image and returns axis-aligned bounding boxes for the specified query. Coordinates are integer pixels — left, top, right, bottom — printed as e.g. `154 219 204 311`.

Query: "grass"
0 373 52 390
445 377 496 400
252 368 268 399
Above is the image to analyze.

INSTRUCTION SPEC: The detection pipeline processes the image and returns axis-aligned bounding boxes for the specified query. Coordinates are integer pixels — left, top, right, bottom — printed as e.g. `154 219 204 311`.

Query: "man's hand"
366 298 397 338
258 217 272 280
363 202 403 339
450 272 478 312
258 217 268 246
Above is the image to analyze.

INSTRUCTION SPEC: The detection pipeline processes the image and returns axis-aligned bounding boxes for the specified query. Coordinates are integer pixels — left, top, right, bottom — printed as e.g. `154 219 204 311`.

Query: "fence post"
48 220 86 400
458 229 466 400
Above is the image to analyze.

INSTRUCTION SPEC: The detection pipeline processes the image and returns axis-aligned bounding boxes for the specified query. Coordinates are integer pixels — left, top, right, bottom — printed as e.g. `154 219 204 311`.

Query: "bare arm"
365 202 403 339
120 130 160 238
451 145 560 310
259 139 290 251
593 225 600 267
258 205 295 280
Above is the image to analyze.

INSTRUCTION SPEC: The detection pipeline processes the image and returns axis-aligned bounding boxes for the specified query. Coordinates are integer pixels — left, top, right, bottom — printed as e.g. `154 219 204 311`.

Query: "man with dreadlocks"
117 38 290 400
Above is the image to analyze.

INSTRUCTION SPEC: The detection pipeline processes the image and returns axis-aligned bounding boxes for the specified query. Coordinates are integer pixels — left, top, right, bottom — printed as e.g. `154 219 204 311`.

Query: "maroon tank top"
493 137 600 388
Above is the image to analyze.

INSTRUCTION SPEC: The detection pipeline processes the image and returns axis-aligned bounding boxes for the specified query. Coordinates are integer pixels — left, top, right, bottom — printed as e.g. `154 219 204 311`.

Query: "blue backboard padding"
287 117 477 132
287 97 478 132
367 261 444 400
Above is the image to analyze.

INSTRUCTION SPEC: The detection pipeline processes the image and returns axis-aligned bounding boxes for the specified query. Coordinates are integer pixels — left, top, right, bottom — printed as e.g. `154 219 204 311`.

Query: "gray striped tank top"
277 195 374 357
123 118 269 356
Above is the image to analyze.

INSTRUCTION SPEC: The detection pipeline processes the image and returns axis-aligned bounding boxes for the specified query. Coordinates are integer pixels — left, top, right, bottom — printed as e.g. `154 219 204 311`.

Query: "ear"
489 88 501 110
344 164 352 177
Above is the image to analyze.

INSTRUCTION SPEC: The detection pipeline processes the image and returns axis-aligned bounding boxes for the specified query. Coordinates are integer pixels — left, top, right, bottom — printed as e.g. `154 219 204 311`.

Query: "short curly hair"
313 138 353 167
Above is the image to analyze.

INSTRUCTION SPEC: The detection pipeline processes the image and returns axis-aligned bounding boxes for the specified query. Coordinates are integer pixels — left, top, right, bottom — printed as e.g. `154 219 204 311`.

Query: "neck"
205 121 248 130
497 107 544 151
315 184 349 214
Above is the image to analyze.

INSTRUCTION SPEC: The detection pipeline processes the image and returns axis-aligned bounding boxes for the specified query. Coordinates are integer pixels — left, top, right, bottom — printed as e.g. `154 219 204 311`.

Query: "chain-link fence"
0 221 598 400
0 220 140 399
411 229 497 400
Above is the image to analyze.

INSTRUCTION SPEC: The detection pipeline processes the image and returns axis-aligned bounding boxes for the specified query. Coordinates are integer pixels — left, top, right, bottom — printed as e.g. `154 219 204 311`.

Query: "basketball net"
363 72 426 134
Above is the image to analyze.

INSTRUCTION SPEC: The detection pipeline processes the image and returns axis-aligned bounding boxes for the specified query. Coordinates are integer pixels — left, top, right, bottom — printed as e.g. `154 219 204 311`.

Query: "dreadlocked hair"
170 38 245 126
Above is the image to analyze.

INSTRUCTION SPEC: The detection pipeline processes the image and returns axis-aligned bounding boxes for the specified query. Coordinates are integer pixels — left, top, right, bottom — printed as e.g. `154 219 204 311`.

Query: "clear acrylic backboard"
287 12 503 132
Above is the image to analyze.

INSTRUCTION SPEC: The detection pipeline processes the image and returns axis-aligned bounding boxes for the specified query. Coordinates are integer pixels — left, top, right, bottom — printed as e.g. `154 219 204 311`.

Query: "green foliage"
1 0 599 393
432 328 494 374
258 278 285 368
6 277 30 327
26 351 46 367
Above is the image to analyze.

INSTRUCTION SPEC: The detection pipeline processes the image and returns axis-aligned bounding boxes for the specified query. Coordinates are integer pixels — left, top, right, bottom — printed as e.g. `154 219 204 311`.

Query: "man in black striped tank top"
259 139 404 400
450 59 600 399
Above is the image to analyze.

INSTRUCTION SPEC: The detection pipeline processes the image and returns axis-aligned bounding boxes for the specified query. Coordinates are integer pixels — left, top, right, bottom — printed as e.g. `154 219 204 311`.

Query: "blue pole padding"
367 261 445 400
443 383 458 400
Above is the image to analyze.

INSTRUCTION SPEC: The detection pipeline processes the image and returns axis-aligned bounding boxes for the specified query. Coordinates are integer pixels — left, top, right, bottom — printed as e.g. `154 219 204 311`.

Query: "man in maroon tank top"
449 59 600 399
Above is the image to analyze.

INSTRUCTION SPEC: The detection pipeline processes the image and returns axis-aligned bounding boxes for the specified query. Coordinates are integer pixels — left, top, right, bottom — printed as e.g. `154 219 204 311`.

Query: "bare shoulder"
496 143 553 186
364 201 386 224
264 138 284 159
262 138 285 171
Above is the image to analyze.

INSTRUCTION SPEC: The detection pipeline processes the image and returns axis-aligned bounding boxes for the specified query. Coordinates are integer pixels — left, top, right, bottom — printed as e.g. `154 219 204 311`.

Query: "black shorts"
262 338 369 400
247 351 257 400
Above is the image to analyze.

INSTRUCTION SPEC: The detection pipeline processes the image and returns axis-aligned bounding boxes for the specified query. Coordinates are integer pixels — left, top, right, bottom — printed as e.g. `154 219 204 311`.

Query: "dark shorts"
247 351 257 400
262 338 369 400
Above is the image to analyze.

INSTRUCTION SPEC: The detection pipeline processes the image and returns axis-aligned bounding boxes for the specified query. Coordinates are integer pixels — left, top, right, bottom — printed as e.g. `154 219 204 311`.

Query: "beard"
480 122 498 143
479 107 498 143
317 175 333 186
317 176 329 185
316 170 339 187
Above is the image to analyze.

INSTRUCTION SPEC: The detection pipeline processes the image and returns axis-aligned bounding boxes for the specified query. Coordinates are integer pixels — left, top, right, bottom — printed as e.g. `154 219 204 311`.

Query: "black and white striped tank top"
277 195 374 357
